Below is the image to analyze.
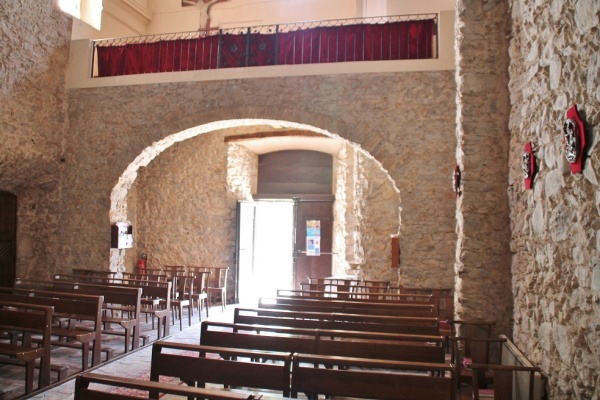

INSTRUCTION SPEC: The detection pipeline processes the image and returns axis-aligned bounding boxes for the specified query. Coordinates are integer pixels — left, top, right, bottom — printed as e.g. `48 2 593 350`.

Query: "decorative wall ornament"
452 165 461 197
563 105 586 174
523 141 535 190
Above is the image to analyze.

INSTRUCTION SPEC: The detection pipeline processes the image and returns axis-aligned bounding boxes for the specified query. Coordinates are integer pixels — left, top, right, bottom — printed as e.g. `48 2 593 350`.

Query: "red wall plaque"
523 142 535 190
564 105 586 174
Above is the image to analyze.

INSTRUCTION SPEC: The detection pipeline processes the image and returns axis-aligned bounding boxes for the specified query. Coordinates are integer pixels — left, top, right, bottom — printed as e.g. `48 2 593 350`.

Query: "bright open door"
236 200 294 305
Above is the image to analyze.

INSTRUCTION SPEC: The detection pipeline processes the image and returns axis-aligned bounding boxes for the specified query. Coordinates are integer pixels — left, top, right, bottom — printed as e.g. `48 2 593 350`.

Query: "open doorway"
237 200 294 305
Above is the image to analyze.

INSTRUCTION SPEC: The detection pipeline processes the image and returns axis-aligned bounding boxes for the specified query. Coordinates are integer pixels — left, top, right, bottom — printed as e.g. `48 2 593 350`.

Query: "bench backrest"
50 276 171 313
291 353 456 400
202 320 444 344
201 321 446 363
0 300 54 388
258 297 436 317
234 307 440 335
151 342 292 396
277 288 433 303
200 321 318 354
14 279 142 318
14 278 78 291
0 288 103 323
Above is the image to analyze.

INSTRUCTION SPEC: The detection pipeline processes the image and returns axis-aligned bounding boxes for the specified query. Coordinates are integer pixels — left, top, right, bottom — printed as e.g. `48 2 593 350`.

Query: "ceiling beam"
224 130 328 142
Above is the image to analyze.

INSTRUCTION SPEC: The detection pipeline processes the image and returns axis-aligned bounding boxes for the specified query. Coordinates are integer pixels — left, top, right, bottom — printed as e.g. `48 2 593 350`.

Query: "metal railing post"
274 25 280 65
245 27 251 67
217 29 223 69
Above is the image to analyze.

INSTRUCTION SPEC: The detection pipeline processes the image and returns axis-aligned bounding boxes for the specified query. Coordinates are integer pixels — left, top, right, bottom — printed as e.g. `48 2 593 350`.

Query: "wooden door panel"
293 200 333 289
0 191 17 288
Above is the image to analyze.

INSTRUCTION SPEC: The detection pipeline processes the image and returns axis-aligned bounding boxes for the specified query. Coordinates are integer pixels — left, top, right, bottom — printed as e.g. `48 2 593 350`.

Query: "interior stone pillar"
454 0 513 334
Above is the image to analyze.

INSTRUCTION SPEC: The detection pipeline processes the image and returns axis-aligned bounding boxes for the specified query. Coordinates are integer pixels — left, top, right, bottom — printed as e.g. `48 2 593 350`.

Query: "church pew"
277 288 438 317
0 301 54 394
277 288 433 303
234 307 440 335
258 296 436 317
50 276 172 340
15 279 143 351
291 353 456 400
75 372 288 400
0 288 104 371
389 286 454 320
150 342 292 397
201 321 446 363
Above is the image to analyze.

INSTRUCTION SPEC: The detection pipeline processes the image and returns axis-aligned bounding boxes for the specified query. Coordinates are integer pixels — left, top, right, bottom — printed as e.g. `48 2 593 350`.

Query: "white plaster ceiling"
235 136 345 155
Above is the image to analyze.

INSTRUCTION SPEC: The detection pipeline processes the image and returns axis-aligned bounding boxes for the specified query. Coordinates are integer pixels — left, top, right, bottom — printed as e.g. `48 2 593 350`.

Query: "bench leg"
25 360 35 394
81 342 90 371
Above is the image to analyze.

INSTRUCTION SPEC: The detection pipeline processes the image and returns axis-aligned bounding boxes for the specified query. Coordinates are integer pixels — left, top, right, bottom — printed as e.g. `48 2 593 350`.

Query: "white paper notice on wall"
306 220 321 256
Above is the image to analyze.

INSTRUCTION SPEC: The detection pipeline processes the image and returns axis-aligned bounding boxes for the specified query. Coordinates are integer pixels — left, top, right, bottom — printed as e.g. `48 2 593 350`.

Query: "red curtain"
97 36 219 77
97 19 435 77
278 19 435 65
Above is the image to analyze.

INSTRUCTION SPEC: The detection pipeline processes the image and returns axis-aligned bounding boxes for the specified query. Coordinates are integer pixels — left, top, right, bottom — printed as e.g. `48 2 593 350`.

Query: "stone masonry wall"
360 150 401 284
454 0 513 335
333 144 400 283
59 71 457 291
0 1 72 279
133 130 238 281
507 0 600 398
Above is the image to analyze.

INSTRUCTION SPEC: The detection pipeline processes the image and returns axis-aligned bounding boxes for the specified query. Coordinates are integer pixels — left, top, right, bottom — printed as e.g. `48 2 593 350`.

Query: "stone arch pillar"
454 0 513 334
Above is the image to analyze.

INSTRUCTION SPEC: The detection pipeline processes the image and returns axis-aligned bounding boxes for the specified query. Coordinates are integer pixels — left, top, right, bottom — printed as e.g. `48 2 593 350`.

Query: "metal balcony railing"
92 14 438 78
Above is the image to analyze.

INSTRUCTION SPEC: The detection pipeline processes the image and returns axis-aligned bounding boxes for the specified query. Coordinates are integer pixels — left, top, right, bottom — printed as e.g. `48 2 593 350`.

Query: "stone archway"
109 119 401 284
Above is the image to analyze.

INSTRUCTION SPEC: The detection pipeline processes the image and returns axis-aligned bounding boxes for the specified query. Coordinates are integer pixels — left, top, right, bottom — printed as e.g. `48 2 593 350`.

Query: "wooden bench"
200 321 447 363
201 321 316 355
51 275 172 341
390 286 454 321
234 307 440 335
66 283 142 352
277 288 438 316
75 372 288 399
0 301 54 395
150 342 292 397
300 281 390 299
258 296 436 317
14 279 142 353
291 354 456 400
277 288 433 303
72 268 117 279
0 288 104 371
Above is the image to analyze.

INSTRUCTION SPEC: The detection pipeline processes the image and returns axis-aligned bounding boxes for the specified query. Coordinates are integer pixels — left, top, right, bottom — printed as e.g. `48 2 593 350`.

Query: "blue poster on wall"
306 220 321 256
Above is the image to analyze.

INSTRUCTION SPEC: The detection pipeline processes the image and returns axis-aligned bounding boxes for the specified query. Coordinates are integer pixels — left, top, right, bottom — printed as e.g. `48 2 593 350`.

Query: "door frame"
0 190 17 288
